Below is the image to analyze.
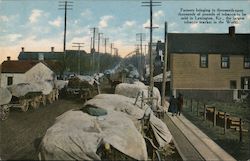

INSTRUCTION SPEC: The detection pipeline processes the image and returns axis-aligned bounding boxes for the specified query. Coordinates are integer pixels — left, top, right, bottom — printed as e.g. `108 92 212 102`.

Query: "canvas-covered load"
39 110 148 160
77 75 99 85
8 83 41 97
68 76 95 89
0 87 12 105
32 81 53 95
115 82 161 108
85 94 172 149
54 80 68 90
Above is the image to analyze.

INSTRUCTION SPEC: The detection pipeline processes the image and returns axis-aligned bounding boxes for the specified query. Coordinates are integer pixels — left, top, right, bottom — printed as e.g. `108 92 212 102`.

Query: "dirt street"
0 99 83 160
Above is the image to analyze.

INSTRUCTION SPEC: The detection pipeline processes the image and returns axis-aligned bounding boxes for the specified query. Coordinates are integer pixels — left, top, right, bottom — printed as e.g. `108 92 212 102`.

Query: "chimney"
51 47 54 53
229 26 235 37
7 56 11 61
21 47 24 52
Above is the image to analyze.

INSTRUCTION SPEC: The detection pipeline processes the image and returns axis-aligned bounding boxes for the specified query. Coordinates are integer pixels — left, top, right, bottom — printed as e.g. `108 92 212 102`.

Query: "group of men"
168 93 183 116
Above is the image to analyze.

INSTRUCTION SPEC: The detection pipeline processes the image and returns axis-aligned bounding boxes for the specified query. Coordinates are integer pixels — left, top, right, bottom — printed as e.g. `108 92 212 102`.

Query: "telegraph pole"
59 1 73 52
136 33 146 80
142 0 161 98
72 42 84 75
161 22 168 106
97 33 103 73
90 27 98 73
103 37 109 54
110 43 114 55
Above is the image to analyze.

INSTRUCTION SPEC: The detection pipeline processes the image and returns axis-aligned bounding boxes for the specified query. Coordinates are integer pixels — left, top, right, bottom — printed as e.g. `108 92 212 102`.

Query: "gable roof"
1 60 47 73
168 33 250 55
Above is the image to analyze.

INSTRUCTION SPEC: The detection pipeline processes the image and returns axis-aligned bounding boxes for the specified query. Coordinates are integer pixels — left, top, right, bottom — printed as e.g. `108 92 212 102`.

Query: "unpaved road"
0 99 83 160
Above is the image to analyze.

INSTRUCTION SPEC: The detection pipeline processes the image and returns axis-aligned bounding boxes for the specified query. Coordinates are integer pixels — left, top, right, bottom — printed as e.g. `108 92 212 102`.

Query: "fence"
184 99 249 142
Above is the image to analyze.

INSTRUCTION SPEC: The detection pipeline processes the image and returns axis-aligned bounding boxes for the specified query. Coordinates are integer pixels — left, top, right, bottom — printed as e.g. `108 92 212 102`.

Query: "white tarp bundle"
54 80 68 90
0 87 12 105
77 75 99 85
8 83 41 97
8 81 53 97
153 71 171 82
39 110 147 160
115 82 161 108
85 94 145 124
85 94 172 149
32 81 53 95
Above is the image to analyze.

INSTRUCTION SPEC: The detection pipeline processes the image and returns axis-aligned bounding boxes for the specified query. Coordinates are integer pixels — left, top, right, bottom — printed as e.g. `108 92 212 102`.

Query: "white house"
0 59 55 88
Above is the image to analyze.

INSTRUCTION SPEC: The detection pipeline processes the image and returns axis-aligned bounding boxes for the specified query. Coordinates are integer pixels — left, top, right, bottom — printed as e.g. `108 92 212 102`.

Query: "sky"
0 0 250 63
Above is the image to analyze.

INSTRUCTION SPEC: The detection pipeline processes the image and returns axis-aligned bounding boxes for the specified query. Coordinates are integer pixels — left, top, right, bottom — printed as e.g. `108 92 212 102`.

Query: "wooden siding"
171 53 250 90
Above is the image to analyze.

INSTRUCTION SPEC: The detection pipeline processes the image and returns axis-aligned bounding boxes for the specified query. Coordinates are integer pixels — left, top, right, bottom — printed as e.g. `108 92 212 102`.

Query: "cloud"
142 19 159 28
29 9 43 23
154 10 164 18
98 15 114 28
204 27 218 33
247 14 250 20
123 20 136 28
0 34 22 42
190 23 199 31
0 15 9 22
49 17 62 28
81 9 92 17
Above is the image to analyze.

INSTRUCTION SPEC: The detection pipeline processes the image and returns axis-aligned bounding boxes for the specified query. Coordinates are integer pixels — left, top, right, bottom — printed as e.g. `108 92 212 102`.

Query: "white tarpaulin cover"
85 94 172 149
33 81 53 95
8 81 53 97
85 94 144 120
39 110 147 160
115 82 161 108
54 80 68 90
0 87 12 105
8 83 41 97
77 75 95 85
153 71 171 82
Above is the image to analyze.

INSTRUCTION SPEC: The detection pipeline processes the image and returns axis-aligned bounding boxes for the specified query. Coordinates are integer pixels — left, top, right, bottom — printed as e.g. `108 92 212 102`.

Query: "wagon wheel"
0 105 10 121
20 99 29 112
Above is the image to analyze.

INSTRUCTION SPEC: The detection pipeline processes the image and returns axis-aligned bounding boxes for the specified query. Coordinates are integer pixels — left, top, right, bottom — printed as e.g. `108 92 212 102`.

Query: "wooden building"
168 26 250 101
0 59 54 88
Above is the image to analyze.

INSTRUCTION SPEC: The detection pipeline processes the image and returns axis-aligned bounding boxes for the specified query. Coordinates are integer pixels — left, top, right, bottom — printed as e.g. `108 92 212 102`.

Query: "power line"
103 37 109 54
58 1 73 52
97 32 103 73
72 42 84 75
110 43 114 55
142 0 161 99
136 33 146 80
90 27 98 74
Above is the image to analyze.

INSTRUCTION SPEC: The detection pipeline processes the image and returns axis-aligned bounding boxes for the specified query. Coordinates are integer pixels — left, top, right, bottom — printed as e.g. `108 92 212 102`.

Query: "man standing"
177 93 183 116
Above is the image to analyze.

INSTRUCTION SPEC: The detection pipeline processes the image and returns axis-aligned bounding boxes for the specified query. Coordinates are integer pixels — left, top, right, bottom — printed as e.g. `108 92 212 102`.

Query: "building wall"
0 63 54 87
0 73 25 88
171 53 249 90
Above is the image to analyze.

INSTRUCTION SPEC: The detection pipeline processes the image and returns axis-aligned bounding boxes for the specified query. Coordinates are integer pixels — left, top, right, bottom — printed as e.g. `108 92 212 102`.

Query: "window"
244 56 250 69
200 54 208 68
7 77 13 86
221 55 230 68
230 80 237 89
241 77 250 90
